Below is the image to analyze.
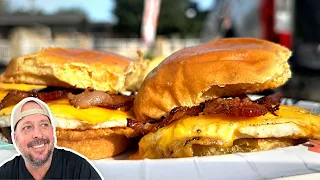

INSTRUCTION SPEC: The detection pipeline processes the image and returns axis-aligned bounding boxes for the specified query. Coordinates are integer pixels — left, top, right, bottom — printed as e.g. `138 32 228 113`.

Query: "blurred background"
0 0 318 102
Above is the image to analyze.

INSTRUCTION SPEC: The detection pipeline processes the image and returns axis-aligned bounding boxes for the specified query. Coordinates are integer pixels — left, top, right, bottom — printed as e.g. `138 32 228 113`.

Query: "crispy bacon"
128 106 203 135
0 90 67 110
204 93 282 117
255 92 282 115
203 97 270 117
128 93 283 134
37 90 67 101
68 89 134 111
161 106 203 127
0 91 32 110
260 92 283 105
204 98 268 117
0 88 134 111
127 118 151 135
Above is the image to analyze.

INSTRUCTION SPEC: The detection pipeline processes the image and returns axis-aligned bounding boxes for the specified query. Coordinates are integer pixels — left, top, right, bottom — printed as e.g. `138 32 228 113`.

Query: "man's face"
14 102 55 168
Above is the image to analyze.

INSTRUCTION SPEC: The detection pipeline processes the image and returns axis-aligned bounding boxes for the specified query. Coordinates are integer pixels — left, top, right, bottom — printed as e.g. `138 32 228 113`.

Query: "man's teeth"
32 144 45 148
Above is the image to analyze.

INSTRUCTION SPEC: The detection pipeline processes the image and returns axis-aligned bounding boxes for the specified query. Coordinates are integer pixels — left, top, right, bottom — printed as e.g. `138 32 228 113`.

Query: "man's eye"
22 126 32 130
41 123 49 127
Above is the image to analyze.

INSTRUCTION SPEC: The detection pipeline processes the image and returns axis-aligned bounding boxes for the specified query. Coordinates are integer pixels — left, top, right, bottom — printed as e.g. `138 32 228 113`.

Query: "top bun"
0 47 132 93
125 55 167 91
133 38 292 122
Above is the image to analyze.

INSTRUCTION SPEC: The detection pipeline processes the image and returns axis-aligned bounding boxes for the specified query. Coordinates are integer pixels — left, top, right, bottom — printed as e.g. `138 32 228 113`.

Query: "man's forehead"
19 113 50 123
19 117 50 125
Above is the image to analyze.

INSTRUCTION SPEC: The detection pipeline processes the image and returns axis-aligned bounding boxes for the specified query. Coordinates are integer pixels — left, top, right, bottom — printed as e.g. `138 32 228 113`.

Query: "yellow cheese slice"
0 83 47 91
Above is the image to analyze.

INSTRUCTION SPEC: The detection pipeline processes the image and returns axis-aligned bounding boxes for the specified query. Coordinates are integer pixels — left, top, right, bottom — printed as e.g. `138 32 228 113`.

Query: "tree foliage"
113 0 208 38
113 0 144 37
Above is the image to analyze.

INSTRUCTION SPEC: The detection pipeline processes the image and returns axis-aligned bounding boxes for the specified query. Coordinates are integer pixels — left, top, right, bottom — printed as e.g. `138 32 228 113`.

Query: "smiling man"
0 97 102 179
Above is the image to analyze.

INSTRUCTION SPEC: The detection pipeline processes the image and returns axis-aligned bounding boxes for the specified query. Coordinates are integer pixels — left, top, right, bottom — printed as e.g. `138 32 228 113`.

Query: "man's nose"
32 126 44 139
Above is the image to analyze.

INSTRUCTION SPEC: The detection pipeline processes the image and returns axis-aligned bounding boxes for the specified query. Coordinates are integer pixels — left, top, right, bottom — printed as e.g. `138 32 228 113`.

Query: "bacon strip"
203 97 270 117
204 92 282 117
0 90 67 110
68 89 134 111
128 106 203 135
37 90 67 101
0 88 134 111
127 118 150 135
128 93 283 134
161 106 203 127
255 92 282 115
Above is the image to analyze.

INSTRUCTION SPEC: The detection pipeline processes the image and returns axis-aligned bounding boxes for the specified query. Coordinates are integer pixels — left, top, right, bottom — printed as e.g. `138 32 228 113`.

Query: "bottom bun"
130 138 306 159
192 138 306 156
56 128 132 160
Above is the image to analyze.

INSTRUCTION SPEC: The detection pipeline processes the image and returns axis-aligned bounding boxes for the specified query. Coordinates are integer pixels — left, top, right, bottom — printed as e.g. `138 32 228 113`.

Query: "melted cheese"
0 83 47 100
0 90 131 127
0 91 9 100
49 104 130 125
0 83 46 91
136 106 320 159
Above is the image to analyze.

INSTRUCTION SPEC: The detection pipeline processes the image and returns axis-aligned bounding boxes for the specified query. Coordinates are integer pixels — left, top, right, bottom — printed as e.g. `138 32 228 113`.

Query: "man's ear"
51 124 55 135
14 132 17 142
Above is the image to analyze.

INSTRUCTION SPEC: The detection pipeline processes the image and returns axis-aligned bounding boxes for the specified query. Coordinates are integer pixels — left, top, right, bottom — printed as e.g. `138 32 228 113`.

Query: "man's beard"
17 138 54 168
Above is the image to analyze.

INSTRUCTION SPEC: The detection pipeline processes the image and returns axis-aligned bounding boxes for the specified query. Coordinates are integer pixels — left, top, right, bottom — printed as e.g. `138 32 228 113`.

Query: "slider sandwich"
125 51 167 91
128 38 320 159
0 47 140 159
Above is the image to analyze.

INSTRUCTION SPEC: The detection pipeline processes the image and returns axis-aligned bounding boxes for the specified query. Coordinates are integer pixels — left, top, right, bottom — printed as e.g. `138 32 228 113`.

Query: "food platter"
1 97 319 180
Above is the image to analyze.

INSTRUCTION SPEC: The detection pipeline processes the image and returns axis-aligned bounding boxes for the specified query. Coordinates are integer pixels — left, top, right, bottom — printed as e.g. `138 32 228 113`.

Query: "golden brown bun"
0 47 132 93
125 55 167 91
134 38 292 122
56 127 133 160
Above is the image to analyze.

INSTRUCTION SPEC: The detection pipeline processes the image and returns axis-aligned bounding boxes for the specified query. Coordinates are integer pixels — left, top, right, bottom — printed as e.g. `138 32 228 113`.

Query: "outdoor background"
0 0 319 102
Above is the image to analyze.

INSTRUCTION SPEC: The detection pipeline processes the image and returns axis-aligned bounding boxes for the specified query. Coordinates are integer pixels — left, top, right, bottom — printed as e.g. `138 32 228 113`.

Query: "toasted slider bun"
0 47 132 93
133 38 292 122
57 134 129 160
125 55 168 91
56 127 136 160
132 106 320 159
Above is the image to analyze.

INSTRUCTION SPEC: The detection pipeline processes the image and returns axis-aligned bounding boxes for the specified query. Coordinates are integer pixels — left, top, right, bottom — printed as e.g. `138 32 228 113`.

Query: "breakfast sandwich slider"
128 38 320 159
0 47 140 159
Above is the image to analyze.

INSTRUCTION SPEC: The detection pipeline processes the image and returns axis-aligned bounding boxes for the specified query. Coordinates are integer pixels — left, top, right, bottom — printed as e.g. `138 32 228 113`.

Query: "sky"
7 0 215 23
